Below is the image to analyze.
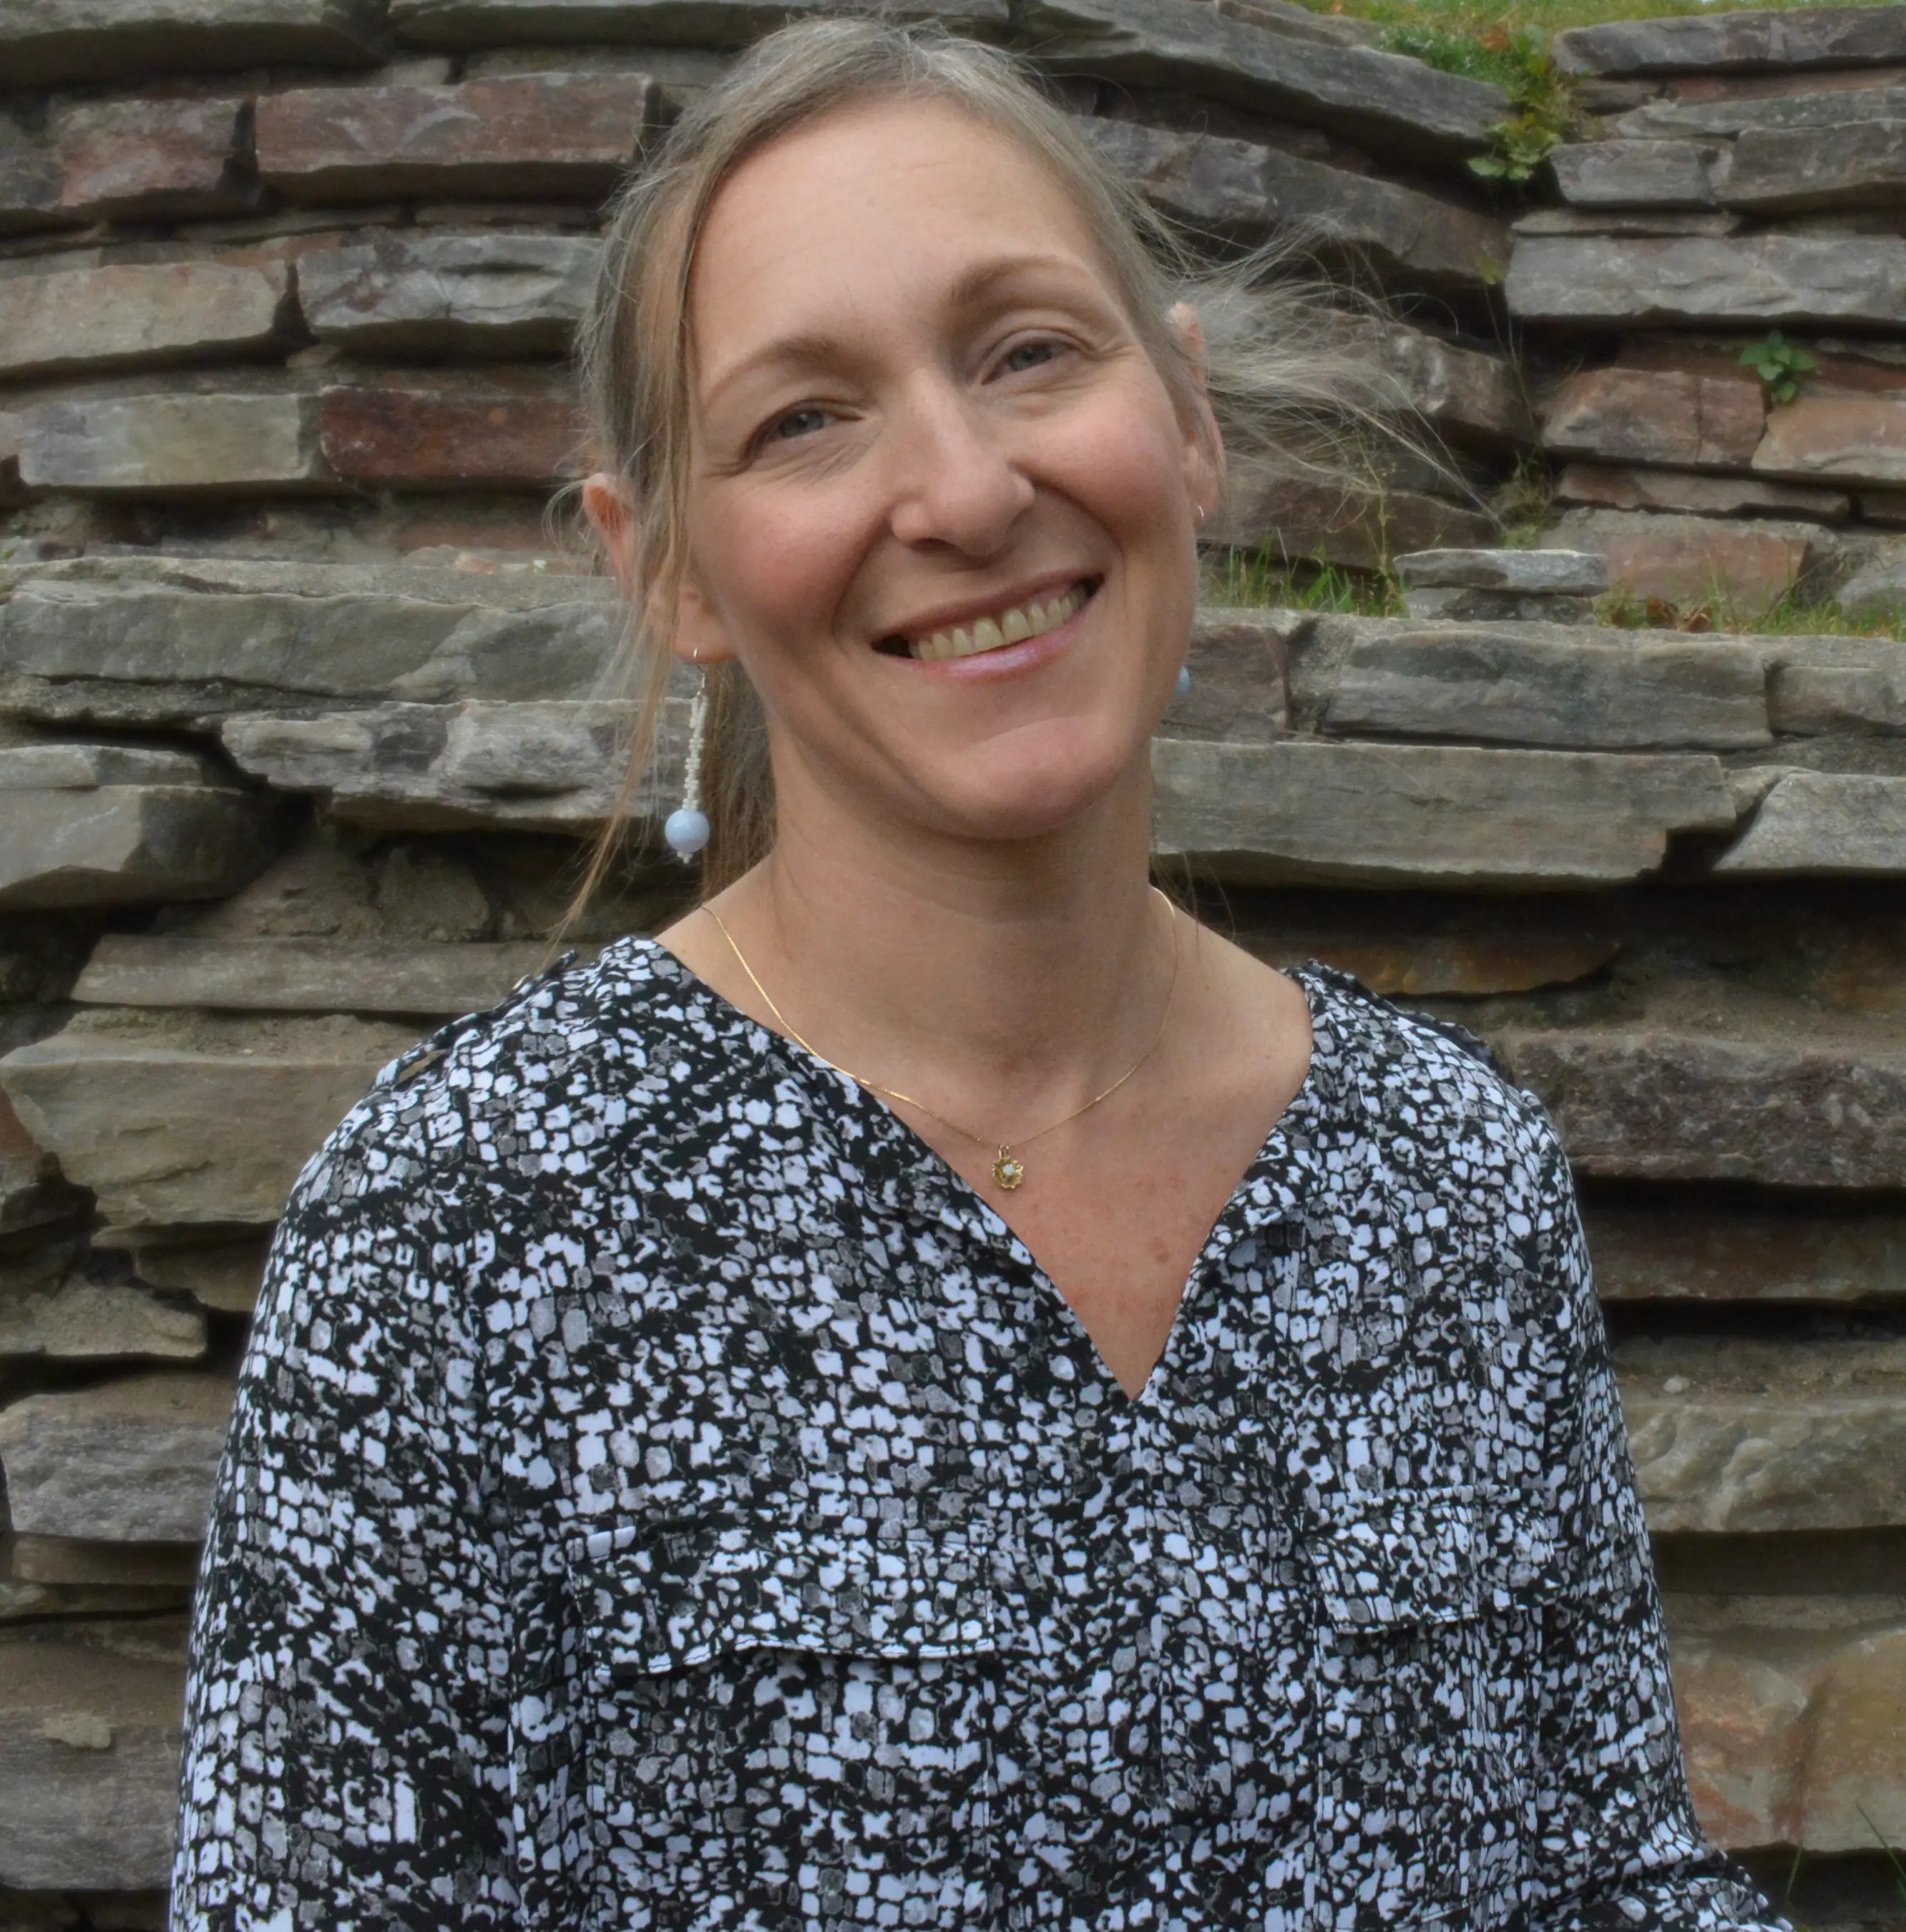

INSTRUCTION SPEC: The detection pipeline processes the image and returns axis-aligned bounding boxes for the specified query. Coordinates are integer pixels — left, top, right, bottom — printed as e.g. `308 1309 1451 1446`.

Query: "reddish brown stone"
1565 514 1810 617
1754 394 1906 489
318 383 584 488
1555 462 1849 522
255 72 658 205
1543 363 1766 470
1213 466 1494 572
54 96 251 221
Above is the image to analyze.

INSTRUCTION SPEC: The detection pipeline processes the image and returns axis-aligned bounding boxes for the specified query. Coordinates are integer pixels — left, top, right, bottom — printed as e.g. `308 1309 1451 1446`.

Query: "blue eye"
1003 341 1059 373
771 408 829 441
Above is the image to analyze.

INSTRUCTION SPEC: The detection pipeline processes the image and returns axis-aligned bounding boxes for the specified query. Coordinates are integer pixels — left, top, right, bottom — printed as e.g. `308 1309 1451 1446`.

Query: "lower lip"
901 585 1095 683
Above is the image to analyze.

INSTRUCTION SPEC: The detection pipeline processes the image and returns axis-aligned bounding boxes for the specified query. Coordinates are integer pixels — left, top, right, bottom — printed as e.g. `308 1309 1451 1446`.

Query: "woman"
172 21 1784 1932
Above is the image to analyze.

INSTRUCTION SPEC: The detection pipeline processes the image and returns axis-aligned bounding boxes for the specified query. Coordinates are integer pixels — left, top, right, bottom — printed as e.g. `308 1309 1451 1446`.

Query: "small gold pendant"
992 1147 1025 1190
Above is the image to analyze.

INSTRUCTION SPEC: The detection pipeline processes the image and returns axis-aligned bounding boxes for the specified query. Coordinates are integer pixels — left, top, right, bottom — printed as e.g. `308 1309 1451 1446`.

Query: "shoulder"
286 936 724 1222
1293 961 1566 1196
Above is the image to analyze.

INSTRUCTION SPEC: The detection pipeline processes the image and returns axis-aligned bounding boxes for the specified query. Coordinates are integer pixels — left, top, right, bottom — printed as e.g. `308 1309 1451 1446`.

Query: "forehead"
686 97 1114 353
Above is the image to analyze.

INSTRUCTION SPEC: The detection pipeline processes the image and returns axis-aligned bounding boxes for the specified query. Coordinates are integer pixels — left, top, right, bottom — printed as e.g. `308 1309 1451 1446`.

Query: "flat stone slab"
1507 234 1906 329
1542 361 1766 471
1555 6 1906 78
1768 637 1906 732
0 743 270 912
0 1373 234 1542
1555 462 1850 523
74 934 559 1016
0 555 621 725
1549 509 1812 619
1399 588 1596 624
1077 117 1505 298
1021 0 1506 166
1329 316 1534 451
1317 627 1768 750
52 93 253 223
130 1233 270 1315
1213 465 1494 574
0 1273 205 1359
221 698 659 833
0 0 387 87
0 114 68 236
1151 738 1736 888
1550 138 1729 210
391 0 1009 45
0 259 287 383
0 1009 423 1227
1620 1338 1906 1534
1613 78 1906 141
255 72 658 203
0 1622 186 1890
1492 1024 1906 1188
318 376 582 489
1714 770 1906 876
1393 548 1610 594
298 230 599 358
1722 119 1906 215
1754 394 1906 489
14 391 334 497
1672 1611 1906 1853
1585 1204 1906 1303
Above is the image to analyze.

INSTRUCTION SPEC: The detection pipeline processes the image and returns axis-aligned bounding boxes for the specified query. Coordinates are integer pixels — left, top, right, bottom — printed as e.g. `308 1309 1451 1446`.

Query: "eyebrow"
695 252 1098 412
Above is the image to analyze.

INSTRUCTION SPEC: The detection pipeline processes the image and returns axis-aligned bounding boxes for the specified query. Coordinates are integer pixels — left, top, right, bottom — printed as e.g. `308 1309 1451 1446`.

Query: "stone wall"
1 4 1904 1928
1515 6 1906 621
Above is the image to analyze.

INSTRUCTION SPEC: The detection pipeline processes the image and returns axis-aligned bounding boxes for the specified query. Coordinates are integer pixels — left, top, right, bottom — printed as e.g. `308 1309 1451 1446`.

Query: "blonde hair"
564 14 1406 923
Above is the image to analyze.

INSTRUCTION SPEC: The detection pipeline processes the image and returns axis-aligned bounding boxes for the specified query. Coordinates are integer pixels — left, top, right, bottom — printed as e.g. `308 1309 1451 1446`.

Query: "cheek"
1054 389 1197 554
694 486 863 643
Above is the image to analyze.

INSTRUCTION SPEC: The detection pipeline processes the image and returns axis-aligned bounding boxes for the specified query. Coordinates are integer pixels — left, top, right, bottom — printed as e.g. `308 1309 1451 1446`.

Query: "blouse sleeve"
170 1077 517 1931
1520 1131 1787 1932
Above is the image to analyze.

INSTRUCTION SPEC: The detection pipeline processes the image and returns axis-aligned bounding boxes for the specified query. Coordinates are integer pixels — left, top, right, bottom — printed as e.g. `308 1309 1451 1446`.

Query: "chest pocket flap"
575 1521 1000 1682
1304 1488 1559 1630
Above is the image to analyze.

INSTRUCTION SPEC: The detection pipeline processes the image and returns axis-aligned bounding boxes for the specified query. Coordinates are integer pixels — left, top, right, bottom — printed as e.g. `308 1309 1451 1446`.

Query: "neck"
710 751 1171 1137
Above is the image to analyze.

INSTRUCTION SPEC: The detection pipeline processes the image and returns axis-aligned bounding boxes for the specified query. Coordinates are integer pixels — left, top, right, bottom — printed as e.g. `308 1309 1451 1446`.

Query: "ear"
1166 301 1226 529
581 472 640 602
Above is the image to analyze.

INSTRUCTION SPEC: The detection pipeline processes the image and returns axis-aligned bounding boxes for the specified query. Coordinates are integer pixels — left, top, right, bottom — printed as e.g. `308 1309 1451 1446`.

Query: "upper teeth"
908 583 1088 662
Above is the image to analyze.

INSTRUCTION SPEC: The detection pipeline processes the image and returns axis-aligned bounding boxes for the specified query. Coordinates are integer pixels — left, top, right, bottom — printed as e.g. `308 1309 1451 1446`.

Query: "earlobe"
671 575 738 667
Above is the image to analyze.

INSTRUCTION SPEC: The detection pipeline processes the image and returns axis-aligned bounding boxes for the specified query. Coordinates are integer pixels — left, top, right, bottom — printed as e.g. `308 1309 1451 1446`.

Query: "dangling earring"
665 668 711 862
1174 664 1192 700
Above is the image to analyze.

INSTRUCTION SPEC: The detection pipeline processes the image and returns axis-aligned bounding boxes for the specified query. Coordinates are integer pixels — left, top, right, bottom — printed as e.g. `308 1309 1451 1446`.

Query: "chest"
511 1223 1554 1932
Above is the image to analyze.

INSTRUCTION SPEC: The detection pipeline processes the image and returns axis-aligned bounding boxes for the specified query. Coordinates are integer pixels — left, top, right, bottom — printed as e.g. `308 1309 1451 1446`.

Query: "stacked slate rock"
1510 4 1906 622
0 6 1905 1931
1394 545 1610 622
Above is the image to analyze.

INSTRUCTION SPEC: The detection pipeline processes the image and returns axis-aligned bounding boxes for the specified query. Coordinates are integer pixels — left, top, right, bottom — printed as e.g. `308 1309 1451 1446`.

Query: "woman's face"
675 97 1221 848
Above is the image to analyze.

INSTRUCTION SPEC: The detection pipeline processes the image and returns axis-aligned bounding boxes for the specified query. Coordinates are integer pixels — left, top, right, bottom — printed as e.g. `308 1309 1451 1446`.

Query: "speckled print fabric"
172 938 1783 1932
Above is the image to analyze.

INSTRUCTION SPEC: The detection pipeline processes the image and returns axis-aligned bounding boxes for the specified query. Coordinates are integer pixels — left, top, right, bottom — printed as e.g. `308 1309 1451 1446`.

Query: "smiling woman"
170 21 1787 1932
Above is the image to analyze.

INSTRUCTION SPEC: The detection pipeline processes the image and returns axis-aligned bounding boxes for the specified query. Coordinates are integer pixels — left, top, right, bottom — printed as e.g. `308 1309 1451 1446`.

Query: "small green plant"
1739 330 1817 406
1467 29 1581 185
1203 547 1402 616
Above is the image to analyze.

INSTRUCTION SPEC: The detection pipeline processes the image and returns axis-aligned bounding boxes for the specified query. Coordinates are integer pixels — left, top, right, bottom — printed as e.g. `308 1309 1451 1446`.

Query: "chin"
924 740 1148 845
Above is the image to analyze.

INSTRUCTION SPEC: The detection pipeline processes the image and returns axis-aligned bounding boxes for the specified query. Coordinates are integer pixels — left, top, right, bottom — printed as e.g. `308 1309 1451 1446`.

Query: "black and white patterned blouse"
172 936 1782 1932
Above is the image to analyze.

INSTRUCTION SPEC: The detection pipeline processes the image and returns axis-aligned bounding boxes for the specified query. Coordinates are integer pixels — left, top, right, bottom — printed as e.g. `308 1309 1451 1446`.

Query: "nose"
884 375 1035 558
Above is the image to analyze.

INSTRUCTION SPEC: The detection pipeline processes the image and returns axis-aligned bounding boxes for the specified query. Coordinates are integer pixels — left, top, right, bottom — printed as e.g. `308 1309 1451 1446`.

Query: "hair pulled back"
565 14 1402 921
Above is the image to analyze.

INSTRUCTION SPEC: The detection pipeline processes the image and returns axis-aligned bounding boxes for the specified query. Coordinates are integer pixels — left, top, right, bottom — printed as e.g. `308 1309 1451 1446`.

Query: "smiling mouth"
879 578 1099 663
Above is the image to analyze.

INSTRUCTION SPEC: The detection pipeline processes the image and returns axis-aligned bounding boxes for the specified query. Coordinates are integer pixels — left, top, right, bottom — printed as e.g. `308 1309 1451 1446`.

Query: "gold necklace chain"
701 887 1180 1192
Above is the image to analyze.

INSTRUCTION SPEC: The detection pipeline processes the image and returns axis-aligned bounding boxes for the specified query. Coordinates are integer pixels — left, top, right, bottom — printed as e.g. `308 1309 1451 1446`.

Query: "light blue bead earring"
1174 664 1192 700
664 668 711 861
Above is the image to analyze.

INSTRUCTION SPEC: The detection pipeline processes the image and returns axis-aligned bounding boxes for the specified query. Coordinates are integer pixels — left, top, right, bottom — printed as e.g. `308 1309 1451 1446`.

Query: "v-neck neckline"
622 934 1333 1408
